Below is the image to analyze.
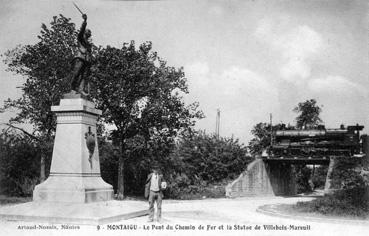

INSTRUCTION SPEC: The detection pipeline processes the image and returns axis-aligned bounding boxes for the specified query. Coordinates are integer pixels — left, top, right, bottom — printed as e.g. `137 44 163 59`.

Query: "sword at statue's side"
73 2 85 15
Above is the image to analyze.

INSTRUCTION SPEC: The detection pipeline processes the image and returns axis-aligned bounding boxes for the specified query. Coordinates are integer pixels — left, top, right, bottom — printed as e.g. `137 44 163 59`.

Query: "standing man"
145 166 166 222
70 13 92 95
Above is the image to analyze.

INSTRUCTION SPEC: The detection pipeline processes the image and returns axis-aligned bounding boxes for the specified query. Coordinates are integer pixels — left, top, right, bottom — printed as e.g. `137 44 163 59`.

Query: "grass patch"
293 188 369 219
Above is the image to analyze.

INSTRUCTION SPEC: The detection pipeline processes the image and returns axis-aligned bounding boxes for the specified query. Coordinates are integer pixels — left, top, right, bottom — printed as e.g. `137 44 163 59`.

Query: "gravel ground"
1 195 368 236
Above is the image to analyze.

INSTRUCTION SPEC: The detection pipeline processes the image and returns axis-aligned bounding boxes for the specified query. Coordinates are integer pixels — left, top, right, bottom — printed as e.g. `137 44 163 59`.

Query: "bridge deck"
262 154 364 164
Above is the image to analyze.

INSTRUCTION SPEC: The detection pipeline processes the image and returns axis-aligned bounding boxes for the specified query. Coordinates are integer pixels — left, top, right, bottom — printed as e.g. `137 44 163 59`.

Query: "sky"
0 0 368 144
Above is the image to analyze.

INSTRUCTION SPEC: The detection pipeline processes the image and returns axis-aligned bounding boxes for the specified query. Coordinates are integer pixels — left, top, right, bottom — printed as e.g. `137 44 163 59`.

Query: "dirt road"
1 196 368 236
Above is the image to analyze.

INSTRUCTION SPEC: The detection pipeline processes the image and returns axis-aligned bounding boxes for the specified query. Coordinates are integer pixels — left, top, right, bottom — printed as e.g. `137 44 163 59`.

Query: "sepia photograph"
0 0 368 235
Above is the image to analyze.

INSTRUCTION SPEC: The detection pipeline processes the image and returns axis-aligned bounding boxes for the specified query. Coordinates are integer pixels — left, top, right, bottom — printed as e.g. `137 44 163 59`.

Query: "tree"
90 41 203 199
2 15 79 181
293 99 322 129
248 123 272 156
248 123 283 156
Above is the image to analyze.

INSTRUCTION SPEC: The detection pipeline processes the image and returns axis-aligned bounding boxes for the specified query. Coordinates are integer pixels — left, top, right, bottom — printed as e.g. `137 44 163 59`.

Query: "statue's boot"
80 90 88 96
77 79 88 96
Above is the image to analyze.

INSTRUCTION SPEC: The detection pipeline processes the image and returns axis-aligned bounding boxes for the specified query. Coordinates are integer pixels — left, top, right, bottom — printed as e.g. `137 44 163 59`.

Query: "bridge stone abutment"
324 136 369 195
226 159 297 197
362 135 369 168
324 157 337 194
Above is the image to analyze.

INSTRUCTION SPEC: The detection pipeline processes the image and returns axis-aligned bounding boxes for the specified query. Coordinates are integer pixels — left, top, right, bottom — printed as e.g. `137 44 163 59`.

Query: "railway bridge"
226 124 368 197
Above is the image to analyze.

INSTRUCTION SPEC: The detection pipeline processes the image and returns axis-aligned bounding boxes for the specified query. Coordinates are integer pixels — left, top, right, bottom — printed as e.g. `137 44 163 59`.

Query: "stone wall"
225 159 297 197
226 159 274 197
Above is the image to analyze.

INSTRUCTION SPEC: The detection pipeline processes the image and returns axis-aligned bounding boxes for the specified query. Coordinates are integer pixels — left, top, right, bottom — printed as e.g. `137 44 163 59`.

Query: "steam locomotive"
270 124 364 158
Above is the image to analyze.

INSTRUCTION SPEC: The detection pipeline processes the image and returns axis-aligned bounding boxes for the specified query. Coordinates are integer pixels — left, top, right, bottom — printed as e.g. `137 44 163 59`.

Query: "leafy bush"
0 130 42 196
331 158 366 189
166 177 227 200
99 131 251 199
165 132 251 198
295 165 313 194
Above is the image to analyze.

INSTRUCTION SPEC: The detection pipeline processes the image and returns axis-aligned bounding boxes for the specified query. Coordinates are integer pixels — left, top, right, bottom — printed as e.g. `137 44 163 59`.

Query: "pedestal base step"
0 200 148 225
33 175 114 203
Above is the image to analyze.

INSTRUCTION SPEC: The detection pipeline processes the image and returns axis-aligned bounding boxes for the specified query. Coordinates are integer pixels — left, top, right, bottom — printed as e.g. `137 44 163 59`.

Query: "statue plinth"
33 97 114 203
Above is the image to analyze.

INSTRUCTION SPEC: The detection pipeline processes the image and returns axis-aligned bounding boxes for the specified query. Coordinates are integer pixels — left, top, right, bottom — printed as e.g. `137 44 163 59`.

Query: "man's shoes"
147 219 154 222
157 218 162 223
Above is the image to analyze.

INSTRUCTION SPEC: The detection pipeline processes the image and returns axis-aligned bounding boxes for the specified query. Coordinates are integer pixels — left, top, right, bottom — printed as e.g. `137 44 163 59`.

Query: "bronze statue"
70 13 92 95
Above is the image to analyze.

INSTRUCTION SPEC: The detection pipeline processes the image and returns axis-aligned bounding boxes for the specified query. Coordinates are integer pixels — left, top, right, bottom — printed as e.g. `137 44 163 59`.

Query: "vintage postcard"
0 0 368 235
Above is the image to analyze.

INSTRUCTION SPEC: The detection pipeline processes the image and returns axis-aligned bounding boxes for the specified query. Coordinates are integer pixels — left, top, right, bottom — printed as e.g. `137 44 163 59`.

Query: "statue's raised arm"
78 14 88 46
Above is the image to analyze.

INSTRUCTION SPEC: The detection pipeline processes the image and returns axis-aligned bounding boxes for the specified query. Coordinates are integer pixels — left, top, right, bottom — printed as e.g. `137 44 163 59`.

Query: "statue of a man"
70 14 92 95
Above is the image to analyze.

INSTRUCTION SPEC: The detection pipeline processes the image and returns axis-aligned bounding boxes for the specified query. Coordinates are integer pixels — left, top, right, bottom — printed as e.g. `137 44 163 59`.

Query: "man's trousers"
148 190 162 220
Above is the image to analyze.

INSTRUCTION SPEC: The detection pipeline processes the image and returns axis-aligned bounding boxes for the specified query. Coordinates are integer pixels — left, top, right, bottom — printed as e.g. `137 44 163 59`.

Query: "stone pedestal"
33 97 114 203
